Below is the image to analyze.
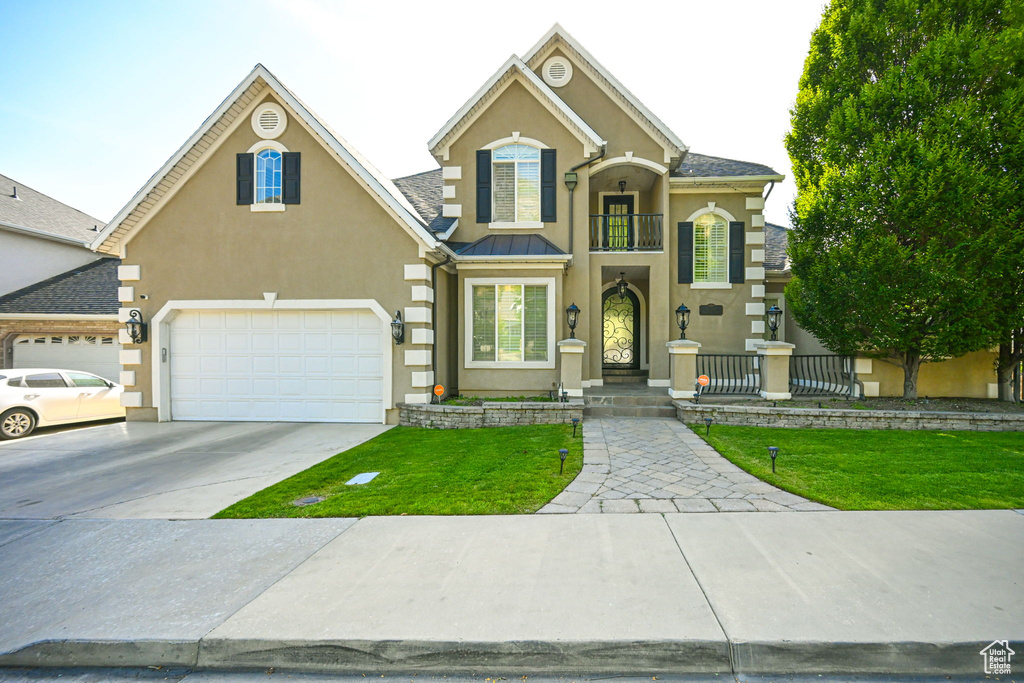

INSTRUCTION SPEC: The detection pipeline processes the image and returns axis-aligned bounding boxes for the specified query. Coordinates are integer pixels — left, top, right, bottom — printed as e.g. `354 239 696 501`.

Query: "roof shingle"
391 168 455 233
764 222 790 272
0 173 106 243
0 259 121 315
671 153 780 179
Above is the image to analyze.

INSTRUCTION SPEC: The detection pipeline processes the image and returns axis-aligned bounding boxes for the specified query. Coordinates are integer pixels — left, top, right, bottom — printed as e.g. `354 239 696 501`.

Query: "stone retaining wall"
399 402 583 429
675 402 1024 431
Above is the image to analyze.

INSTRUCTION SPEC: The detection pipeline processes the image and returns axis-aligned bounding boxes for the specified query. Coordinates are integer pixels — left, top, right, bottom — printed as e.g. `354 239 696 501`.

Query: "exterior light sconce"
616 272 629 301
767 446 779 473
766 304 783 342
565 302 580 338
125 309 147 344
571 417 580 438
390 311 405 345
704 416 713 436
563 172 578 191
559 448 569 475
618 180 626 194
675 303 691 340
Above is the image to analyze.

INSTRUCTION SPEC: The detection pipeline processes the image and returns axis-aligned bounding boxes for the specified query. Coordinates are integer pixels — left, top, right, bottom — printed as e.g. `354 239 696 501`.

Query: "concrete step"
602 375 648 384
585 394 675 407
584 405 677 418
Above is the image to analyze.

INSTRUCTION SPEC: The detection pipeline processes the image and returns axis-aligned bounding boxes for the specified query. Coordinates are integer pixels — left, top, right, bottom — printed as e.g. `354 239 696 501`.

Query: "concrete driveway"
0 421 390 519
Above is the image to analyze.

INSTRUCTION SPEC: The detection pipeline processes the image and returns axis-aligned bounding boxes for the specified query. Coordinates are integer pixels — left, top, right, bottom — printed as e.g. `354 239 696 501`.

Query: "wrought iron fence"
589 214 663 251
789 355 857 397
695 354 762 395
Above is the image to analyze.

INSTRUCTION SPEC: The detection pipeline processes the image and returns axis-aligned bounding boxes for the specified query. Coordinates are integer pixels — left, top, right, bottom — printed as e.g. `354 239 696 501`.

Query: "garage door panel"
13 334 123 382
170 309 384 423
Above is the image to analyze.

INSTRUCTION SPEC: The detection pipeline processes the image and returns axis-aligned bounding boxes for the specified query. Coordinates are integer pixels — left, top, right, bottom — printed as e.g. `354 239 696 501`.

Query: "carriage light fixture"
618 180 627 194
675 303 691 340
390 311 405 345
125 309 147 344
766 305 783 342
565 302 580 338
616 272 629 301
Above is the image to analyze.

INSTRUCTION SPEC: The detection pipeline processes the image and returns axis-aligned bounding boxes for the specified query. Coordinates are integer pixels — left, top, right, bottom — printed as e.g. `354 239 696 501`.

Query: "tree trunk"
901 351 922 399
996 333 1022 402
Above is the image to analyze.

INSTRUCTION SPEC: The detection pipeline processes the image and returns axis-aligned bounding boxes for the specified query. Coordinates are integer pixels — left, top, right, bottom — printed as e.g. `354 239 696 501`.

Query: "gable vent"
542 57 573 87
251 102 287 140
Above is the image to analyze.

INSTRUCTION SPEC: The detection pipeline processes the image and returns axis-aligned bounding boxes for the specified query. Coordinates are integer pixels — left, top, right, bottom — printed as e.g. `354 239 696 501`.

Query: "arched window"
492 144 540 223
255 148 283 204
694 213 728 283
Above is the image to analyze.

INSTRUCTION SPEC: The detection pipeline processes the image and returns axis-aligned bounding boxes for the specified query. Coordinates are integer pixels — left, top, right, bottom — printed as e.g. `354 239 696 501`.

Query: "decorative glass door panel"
603 289 639 368
603 196 634 251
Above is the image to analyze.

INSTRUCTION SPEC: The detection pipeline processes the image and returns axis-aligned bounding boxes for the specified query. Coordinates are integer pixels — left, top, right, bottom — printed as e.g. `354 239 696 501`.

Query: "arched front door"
603 288 640 369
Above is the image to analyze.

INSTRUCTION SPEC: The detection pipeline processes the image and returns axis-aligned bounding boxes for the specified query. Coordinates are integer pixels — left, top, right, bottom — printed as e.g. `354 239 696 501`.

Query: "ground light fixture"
767 446 779 473
571 417 580 437
704 416 713 436
125 309 147 344
766 304 783 342
559 448 569 475
390 311 405 345
565 302 580 338
616 272 629 300
675 303 691 340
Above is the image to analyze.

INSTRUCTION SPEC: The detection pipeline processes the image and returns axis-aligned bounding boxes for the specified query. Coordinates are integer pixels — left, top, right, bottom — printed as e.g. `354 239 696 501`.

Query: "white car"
0 368 125 440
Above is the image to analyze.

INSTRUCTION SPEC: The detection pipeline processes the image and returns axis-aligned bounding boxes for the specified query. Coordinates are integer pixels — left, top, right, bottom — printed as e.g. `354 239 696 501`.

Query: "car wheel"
0 408 36 440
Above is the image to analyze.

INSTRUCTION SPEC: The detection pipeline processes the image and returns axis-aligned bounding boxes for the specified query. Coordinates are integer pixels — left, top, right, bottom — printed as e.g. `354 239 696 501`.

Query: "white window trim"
488 140 546 227
483 136 550 150
488 221 544 230
464 277 556 369
247 140 289 213
687 204 737 286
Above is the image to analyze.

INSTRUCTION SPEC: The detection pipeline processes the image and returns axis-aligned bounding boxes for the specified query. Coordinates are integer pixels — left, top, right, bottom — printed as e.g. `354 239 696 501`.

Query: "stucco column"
558 338 586 397
648 257 670 385
588 268 604 382
667 340 701 399
756 341 796 400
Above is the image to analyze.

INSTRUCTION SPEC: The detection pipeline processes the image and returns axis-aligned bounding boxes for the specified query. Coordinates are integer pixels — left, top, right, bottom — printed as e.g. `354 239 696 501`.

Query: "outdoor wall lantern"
565 302 580 338
563 171 578 192
559 448 569 475
767 446 779 473
618 180 627 194
390 310 405 345
616 272 629 300
766 304 783 341
125 309 147 344
675 303 691 340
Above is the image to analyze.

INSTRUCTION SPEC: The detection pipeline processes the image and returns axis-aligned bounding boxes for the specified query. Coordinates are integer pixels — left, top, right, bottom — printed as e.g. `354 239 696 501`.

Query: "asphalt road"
0 420 388 518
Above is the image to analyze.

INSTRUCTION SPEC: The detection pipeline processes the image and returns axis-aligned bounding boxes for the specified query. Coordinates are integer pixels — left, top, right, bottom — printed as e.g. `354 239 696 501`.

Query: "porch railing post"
667 340 701 398
755 341 796 400
558 339 587 398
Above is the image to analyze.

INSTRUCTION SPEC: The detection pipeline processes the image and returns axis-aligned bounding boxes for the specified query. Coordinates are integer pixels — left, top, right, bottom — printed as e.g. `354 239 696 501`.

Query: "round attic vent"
251 102 287 139
542 57 573 87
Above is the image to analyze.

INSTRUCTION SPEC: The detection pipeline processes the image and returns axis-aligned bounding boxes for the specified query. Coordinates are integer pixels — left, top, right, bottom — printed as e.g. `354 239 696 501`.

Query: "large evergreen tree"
785 0 1024 398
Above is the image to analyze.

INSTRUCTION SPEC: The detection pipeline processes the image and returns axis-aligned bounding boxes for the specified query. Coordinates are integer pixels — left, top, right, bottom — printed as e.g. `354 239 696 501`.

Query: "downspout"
430 253 452 396
565 146 607 265
763 180 776 202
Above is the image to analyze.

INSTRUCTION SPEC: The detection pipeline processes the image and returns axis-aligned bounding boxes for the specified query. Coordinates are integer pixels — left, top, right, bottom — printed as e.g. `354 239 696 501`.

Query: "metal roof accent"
0 173 105 245
0 258 120 315
456 234 567 258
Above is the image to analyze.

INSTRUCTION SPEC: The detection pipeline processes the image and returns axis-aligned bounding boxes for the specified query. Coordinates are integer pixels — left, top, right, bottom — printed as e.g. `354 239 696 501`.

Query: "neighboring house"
0 174 122 380
89 24 997 424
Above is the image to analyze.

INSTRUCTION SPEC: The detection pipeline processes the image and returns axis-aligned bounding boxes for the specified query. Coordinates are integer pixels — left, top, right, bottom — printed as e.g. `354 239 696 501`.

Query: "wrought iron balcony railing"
589 213 663 251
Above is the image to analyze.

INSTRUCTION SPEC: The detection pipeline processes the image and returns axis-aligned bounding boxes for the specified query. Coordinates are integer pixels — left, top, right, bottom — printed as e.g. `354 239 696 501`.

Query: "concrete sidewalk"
1 511 1021 676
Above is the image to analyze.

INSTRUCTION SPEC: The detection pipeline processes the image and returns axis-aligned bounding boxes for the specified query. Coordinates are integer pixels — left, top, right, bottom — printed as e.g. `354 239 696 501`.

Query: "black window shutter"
678 222 694 284
476 150 491 223
282 152 301 205
236 153 254 205
540 148 556 222
729 221 745 283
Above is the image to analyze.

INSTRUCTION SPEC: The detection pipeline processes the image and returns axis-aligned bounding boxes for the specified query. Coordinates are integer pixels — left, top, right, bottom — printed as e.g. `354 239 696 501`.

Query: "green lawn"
695 425 1024 510
213 424 582 518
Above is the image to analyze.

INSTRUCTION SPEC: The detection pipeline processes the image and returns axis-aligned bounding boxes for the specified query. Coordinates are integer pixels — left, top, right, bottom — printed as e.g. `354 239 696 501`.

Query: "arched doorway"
602 288 640 370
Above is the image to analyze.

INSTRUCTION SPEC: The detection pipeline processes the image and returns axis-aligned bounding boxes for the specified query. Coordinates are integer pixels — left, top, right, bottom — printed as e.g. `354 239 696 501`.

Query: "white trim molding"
410 286 434 303
442 204 462 218
118 287 135 303
404 263 431 281
464 277 557 370
746 267 766 280
119 371 136 387
751 284 766 298
746 196 765 210
746 303 766 316
483 135 549 150
686 204 738 223
118 265 141 281
589 155 669 176
120 391 143 408
745 231 765 245
149 298 394 423
404 307 432 324
442 167 462 180
411 328 434 345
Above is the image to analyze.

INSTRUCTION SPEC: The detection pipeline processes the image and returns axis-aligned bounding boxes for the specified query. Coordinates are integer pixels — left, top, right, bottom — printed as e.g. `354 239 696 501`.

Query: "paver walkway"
539 417 834 514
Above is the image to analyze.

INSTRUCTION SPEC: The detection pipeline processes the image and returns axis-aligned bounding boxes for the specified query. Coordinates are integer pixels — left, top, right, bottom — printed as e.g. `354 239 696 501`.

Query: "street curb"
0 639 198 669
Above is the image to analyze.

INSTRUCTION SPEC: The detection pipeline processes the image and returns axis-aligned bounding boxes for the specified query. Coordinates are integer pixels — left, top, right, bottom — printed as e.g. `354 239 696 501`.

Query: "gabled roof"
0 173 105 246
522 24 686 158
0 258 120 315
427 55 605 160
672 153 782 180
93 65 440 256
455 234 567 258
392 169 455 233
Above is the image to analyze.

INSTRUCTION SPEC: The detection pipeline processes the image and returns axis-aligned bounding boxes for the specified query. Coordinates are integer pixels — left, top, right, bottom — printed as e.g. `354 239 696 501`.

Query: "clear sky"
0 0 826 228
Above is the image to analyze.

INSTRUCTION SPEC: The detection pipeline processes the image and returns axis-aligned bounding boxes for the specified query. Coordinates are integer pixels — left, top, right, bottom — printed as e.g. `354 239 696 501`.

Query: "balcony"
589 214 663 252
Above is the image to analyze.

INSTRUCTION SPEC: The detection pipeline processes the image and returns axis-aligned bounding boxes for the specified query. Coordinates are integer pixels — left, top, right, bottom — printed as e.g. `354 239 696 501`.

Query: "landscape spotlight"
559 448 569 475
571 417 580 438
704 416 713 436
767 446 779 473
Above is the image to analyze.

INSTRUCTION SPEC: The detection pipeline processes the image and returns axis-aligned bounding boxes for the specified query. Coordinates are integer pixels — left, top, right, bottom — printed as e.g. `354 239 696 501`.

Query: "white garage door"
170 309 385 423
13 334 122 382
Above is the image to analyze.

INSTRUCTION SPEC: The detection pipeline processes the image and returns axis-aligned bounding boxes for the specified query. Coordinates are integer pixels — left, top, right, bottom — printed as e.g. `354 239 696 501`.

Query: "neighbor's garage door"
169 309 385 423
13 334 122 382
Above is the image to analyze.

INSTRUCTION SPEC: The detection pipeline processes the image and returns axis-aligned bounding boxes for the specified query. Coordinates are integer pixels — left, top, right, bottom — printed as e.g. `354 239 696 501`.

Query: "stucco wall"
857 351 998 399
0 232 99 296
119 93 426 423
